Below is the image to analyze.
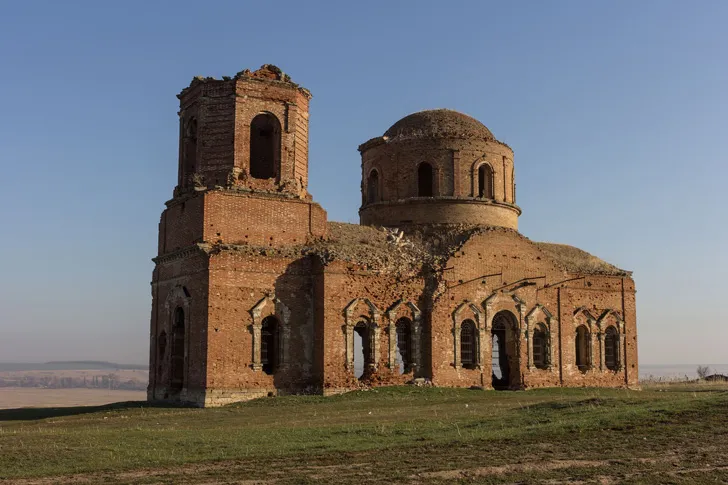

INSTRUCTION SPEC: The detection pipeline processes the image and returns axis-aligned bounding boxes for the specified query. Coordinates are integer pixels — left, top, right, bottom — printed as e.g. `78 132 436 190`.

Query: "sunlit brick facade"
148 65 638 407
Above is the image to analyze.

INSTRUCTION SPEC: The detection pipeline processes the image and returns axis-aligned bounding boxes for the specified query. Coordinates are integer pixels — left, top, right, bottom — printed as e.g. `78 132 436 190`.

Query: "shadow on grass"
0 400 193 421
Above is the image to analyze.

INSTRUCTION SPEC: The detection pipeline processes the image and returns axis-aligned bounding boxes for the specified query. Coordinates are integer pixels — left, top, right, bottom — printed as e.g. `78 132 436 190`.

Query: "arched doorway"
491 310 520 389
353 319 372 379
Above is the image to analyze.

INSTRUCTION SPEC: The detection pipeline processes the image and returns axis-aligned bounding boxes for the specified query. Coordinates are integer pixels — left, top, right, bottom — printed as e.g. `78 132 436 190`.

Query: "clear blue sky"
0 1 726 366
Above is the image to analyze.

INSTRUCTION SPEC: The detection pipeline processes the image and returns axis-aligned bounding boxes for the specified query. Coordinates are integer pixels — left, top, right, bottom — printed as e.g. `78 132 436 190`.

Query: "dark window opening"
418 162 433 197
395 318 412 374
460 319 476 369
183 118 197 185
575 325 590 372
250 113 281 180
170 307 185 391
354 321 372 380
533 324 548 370
478 163 494 199
367 169 380 204
261 316 280 375
492 311 518 389
605 326 619 371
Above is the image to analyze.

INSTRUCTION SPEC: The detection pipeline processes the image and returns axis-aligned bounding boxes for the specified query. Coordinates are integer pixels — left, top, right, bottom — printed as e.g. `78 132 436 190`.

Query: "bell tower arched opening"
180 118 197 187
250 113 281 180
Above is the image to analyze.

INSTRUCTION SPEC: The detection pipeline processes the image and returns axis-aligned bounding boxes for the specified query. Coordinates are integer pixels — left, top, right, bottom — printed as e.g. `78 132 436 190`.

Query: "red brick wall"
149 231 637 406
359 137 519 228
150 70 638 407
232 79 311 198
148 250 210 403
202 190 327 246
158 196 204 254
316 263 426 391
429 230 637 389
359 198 519 228
174 73 312 199
205 252 316 392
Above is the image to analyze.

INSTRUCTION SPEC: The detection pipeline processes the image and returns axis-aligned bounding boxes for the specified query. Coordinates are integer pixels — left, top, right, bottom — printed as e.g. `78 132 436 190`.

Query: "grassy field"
0 383 726 484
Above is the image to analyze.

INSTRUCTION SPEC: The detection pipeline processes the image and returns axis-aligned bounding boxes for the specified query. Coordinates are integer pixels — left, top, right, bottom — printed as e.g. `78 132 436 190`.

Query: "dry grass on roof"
534 242 629 276
305 222 431 271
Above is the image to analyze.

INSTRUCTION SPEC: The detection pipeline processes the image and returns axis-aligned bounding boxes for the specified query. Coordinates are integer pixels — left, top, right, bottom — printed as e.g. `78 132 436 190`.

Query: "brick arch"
249 293 291 372
597 309 623 330
525 304 557 371
482 291 527 385
159 285 192 395
249 112 282 180
471 159 494 199
386 300 422 373
596 309 625 372
483 291 526 329
573 306 597 330
573 307 597 372
451 300 485 369
343 298 381 372
365 166 382 204
417 161 435 197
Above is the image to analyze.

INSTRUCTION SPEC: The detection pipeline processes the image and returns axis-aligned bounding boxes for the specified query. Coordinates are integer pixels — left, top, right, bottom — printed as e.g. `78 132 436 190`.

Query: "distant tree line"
0 373 147 390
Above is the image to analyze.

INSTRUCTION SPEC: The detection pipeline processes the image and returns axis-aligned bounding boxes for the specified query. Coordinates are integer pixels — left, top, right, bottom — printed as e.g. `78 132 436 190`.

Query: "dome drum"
359 109 518 229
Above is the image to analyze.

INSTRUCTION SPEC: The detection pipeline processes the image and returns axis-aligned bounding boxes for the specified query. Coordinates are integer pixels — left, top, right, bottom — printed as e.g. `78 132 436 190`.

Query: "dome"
383 109 495 140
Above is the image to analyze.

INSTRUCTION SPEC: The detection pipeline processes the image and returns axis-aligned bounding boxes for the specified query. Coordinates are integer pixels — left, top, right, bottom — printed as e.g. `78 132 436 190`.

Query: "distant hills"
0 361 148 371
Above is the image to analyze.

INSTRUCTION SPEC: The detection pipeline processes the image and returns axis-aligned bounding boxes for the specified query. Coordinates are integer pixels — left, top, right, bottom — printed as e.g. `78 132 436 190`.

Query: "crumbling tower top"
175 65 313 199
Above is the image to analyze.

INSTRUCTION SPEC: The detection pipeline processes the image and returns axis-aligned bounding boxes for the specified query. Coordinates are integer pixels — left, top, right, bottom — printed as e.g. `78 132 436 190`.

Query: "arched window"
532 324 549 370
353 320 372 379
511 166 515 202
604 326 619 371
418 162 433 197
182 118 197 184
170 307 185 391
478 163 494 199
460 319 477 369
395 318 412 374
250 113 281 180
261 316 280 375
575 325 590 372
367 169 380 204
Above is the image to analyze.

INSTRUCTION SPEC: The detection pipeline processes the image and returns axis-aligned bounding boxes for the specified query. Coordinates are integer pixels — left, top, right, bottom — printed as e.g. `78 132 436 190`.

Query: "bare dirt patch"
0 388 146 409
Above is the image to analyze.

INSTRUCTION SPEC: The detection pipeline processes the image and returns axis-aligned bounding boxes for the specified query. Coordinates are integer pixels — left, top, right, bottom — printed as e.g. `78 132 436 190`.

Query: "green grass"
1 383 727 484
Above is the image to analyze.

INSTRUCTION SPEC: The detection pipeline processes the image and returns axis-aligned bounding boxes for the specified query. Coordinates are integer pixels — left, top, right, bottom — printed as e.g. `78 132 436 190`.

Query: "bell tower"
150 65 327 406
161 65 327 251
176 64 313 199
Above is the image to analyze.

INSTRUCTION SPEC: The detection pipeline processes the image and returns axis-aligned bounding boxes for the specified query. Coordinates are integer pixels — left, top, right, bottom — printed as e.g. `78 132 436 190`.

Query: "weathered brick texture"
148 66 638 407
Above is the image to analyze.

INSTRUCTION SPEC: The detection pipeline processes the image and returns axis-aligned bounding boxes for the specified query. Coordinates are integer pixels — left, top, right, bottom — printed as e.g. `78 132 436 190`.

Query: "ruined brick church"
148 65 638 407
